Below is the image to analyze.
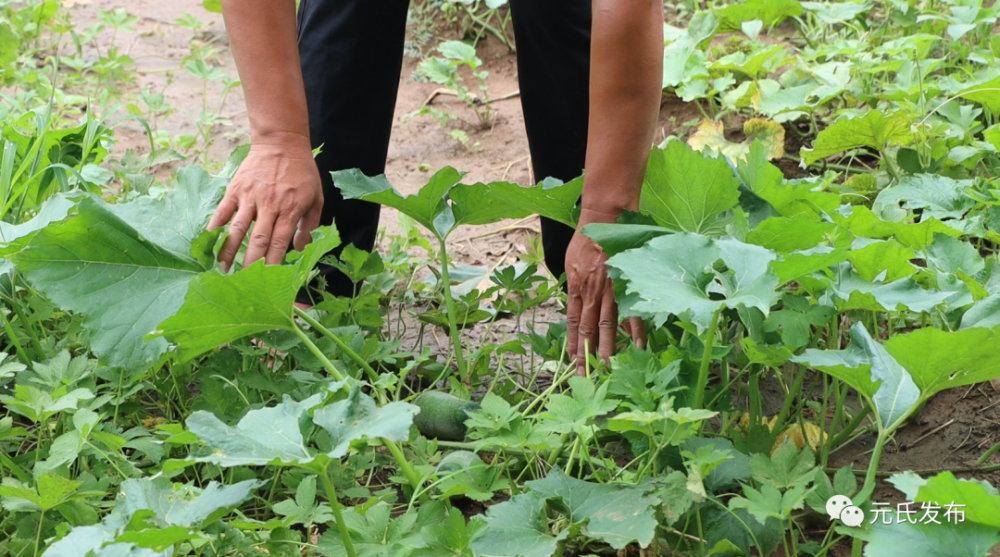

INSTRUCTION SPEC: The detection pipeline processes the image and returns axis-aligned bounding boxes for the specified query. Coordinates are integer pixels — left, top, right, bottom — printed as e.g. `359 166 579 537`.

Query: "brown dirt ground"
60 2 1000 553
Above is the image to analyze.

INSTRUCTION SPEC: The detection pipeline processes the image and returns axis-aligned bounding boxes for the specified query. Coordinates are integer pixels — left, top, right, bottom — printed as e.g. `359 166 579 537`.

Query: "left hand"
565 209 647 375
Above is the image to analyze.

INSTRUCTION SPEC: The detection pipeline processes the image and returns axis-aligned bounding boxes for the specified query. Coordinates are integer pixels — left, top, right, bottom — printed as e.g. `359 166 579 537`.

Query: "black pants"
296 0 591 303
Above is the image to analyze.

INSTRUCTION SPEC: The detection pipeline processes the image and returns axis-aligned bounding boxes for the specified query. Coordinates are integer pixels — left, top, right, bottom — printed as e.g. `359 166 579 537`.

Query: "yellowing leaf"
772 422 826 454
688 118 784 161
735 413 826 454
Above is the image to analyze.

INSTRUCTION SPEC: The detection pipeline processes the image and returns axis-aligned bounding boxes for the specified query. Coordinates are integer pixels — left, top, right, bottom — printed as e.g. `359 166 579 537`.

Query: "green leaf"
273 476 335 527
847 240 916 282
649 471 699 529
883 327 1000 398
435 452 508 502
114 477 259 528
746 215 836 253
960 295 1000 330
156 226 340 361
957 75 1000 114
715 0 803 30
834 206 961 250
801 1 871 24
793 323 920 430
580 222 672 258
763 295 835 347
772 246 850 284
750 441 818 490
925 233 984 276
412 510 484 557
537 376 618 438
471 492 562 557
865 520 1000 557
526 467 659 550
312 384 418 459
700 505 782 557
913 472 1000 529
607 233 778 333
40 524 117 557
2 167 224 370
187 392 324 466
0 384 93 424
0 22 21 67
335 167 462 238
641 141 741 234
450 176 582 229
729 483 811 524
823 263 953 313
873 175 975 222
317 502 425 557
0 473 80 511
801 111 912 165
807 466 859 515
0 192 75 245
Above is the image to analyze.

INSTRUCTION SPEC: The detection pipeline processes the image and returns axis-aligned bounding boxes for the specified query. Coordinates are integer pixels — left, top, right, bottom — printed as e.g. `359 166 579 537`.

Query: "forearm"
581 0 663 220
221 0 311 149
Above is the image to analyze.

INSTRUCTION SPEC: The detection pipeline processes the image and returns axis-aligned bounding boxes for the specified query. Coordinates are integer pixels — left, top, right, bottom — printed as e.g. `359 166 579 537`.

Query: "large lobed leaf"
794 324 1000 431
1 166 224 370
792 323 918 430
187 392 324 467
113 477 259 528
155 226 341 362
186 385 418 467
801 110 912 165
312 383 419 459
606 232 778 332
472 468 658 555
334 167 583 239
641 141 741 234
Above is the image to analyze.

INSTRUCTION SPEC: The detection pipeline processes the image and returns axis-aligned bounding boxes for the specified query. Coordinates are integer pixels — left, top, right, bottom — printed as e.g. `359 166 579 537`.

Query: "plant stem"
694 310 723 411
862 430 889 493
319 468 357 557
772 363 808 437
437 237 467 380
829 403 872 449
34 512 43 557
977 438 1000 467
383 439 427 503
294 307 378 383
291 325 346 382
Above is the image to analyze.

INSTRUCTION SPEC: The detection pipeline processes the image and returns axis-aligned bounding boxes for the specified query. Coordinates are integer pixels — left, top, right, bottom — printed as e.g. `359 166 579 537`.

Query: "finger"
294 201 323 252
597 278 618 365
243 211 276 268
265 217 299 265
629 317 648 349
577 281 602 374
208 195 238 231
218 205 255 272
566 289 582 366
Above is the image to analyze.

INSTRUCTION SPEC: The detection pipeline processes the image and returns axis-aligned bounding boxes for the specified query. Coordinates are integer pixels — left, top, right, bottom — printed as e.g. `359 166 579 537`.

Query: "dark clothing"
295 0 591 303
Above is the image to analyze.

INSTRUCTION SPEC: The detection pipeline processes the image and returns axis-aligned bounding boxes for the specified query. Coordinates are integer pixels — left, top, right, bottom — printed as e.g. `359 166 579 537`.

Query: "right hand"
208 134 324 272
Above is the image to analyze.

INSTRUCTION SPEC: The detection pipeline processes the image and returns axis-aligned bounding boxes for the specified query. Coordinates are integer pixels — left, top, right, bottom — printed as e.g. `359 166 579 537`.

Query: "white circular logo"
826 495 864 527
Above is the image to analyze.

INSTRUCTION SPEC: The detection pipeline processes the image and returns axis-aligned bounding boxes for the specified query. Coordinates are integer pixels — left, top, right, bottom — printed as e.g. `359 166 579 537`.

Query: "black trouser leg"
295 0 410 303
508 0 592 283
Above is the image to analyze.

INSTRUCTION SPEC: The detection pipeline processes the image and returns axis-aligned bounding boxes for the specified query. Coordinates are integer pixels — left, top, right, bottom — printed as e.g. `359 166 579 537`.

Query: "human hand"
565 209 646 375
208 134 324 272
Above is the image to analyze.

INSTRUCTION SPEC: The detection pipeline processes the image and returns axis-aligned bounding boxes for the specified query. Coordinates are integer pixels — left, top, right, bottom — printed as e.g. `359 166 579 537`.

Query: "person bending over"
208 0 664 374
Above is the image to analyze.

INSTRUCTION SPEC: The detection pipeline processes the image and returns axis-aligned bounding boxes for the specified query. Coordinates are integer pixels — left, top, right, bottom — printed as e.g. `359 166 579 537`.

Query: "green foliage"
9 2 1000 555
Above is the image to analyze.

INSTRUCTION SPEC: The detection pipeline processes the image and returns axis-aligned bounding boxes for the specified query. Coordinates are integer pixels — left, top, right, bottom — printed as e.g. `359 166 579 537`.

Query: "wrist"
250 130 312 152
577 206 629 228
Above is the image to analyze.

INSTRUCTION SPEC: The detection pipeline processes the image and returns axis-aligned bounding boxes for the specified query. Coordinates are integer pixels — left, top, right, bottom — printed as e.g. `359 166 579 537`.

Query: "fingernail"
221 262 230 273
